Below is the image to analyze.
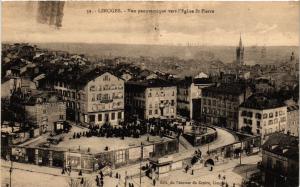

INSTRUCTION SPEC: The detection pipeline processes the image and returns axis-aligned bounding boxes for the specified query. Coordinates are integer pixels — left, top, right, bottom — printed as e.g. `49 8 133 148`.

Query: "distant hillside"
34 43 298 64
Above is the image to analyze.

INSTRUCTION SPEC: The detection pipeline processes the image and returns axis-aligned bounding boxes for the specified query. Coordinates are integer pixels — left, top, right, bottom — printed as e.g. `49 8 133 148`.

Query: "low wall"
9 137 179 172
183 127 218 146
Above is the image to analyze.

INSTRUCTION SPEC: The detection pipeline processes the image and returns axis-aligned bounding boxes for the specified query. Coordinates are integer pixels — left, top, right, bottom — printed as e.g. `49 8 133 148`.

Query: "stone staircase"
178 135 194 150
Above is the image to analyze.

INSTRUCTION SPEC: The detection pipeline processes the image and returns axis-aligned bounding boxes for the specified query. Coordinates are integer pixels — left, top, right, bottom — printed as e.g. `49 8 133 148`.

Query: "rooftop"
126 78 176 88
50 66 121 88
202 83 248 96
178 77 213 87
240 94 285 110
25 91 63 106
262 133 298 161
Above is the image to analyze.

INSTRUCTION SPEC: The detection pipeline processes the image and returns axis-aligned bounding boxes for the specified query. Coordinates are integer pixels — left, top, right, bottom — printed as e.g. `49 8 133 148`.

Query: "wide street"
1 127 254 187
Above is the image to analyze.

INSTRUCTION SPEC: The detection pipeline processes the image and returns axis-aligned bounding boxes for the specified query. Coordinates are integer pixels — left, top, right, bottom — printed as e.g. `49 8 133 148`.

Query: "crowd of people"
71 118 186 141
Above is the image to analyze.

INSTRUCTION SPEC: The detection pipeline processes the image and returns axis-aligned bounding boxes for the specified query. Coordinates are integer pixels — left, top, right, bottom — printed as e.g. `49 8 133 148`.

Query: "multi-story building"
53 68 124 126
201 83 252 130
125 78 177 119
261 133 299 186
177 77 214 120
24 91 66 134
285 100 299 137
238 94 287 140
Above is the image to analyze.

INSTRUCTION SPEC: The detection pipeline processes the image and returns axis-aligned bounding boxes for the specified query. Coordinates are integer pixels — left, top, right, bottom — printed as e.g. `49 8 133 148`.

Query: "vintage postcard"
1 1 299 187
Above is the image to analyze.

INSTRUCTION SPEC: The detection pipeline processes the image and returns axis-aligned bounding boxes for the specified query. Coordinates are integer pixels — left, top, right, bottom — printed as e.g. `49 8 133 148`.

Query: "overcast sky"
2 1 299 46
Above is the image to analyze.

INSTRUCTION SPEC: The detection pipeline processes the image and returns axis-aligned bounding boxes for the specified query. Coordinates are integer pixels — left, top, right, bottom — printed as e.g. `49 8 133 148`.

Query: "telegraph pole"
207 140 210 155
9 158 13 187
240 141 243 165
125 171 127 187
140 142 143 187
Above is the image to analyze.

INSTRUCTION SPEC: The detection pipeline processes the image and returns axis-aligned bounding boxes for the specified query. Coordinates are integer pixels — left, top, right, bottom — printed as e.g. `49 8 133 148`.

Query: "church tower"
236 34 244 65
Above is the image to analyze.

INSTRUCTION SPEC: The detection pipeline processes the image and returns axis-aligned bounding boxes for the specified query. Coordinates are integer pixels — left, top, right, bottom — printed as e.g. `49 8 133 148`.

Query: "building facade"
201 83 252 130
125 79 177 119
177 77 214 120
25 92 66 134
238 95 287 140
53 70 124 126
261 133 299 186
285 102 299 137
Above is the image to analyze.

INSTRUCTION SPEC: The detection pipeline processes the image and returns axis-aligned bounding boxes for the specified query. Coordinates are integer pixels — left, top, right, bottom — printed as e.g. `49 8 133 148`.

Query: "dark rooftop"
178 77 213 87
287 105 299 112
240 94 285 110
202 83 248 96
25 91 63 106
49 66 121 88
126 78 176 88
262 133 298 161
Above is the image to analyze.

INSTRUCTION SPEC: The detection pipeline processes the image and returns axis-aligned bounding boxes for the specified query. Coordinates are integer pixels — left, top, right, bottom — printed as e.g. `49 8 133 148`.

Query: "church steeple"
236 33 244 65
239 33 243 48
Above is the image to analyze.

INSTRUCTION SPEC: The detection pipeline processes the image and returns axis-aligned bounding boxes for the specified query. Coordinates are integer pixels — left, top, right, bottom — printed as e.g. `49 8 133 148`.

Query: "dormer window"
283 149 289 154
271 145 278 150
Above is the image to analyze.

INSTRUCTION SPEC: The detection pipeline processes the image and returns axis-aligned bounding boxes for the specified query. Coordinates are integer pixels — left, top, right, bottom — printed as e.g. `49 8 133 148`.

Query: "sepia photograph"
1 1 299 187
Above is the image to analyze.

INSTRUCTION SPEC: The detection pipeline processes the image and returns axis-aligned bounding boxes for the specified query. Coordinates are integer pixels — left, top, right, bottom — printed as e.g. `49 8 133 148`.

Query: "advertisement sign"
143 145 153 159
129 147 141 160
67 152 81 169
233 143 242 149
143 145 154 159
12 147 26 156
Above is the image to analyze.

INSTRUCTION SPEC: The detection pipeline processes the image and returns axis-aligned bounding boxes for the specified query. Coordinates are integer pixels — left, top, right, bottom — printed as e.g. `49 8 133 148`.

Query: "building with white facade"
177 77 214 120
239 94 287 140
125 78 177 119
53 68 124 126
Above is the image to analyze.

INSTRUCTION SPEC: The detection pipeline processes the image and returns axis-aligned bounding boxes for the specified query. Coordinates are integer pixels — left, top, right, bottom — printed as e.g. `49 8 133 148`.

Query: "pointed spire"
239 32 243 47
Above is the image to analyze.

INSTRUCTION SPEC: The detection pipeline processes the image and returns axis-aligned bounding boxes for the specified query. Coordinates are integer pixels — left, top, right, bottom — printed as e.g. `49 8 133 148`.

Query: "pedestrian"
96 175 100 186
61 168 65 175
80 178 84 184
191 169 194 175
233 183 235 187
221 181 225 186
218 174 221 179
79 170 82 176
225 182 228 187
100 170 104 178
116 172 119 178
153 179 156 186
185 165 189 173
211 166 213 171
